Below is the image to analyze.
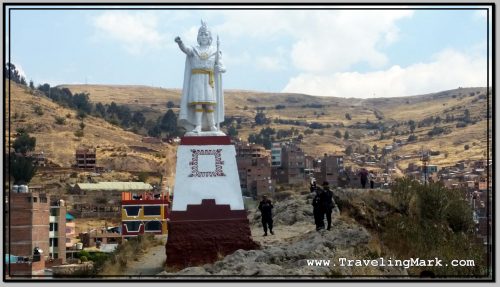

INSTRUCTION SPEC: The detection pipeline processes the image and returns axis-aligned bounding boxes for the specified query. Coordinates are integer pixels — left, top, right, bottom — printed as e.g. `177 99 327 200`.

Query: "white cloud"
215 10 413 73
14 63 27 79
92 11 165 54
256 56 284 71
283 48 488 98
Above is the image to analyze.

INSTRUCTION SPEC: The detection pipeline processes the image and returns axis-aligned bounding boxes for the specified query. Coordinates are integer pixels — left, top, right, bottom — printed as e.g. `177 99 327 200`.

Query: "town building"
49 199 67 265
75 146 96 169
272 142 305 185
6 187 50 276
315 153 344 186
271 143 282 167
69 182 153 218
235 142 274 198
121 191 170 239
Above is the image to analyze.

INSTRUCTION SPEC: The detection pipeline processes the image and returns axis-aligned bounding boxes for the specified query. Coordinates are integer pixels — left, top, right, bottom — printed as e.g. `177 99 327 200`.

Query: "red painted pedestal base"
165 199 259 269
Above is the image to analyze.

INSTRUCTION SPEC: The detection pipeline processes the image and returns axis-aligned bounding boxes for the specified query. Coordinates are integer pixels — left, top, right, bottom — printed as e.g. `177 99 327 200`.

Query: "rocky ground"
157 190 408 279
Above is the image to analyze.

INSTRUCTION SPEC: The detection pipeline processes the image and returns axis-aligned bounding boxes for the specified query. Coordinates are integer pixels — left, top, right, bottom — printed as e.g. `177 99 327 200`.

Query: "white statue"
175 20 226 135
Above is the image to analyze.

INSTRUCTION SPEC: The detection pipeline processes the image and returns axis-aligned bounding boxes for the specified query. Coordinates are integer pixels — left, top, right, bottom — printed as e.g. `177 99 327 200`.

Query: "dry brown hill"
61 84 490 166
6 82 175 175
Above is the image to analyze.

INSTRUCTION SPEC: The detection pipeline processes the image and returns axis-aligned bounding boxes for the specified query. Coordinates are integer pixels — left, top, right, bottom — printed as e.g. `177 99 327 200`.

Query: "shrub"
33 106 44 116
407 134 418 142
464 144 470 150
54 116 66 125
390 177 417 215
74 130 84 137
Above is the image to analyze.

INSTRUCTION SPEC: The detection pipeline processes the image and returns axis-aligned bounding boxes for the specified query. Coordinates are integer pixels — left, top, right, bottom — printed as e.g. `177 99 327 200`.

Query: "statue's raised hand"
175 36 182 43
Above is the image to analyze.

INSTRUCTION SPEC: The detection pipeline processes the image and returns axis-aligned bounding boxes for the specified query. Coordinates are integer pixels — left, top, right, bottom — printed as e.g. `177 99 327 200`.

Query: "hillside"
6 82 176 180
62 84 491 166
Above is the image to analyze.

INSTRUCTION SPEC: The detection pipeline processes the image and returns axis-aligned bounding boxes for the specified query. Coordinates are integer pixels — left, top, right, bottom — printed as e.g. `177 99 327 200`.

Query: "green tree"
334 130 342 138
166 101 175 108
255 111 268 125
343 130 349 140
13 132 36 155
345 145 353 155
131 111 146 127
159 109 178 136
408 120 416 133
95 102 106 117
4 63 26 85
227 125 238 137
10 153 37 184
29 80 35 90
345 113 352 120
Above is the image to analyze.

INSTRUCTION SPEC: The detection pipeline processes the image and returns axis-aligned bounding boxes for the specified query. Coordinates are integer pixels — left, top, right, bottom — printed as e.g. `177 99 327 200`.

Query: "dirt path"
250 221 315 247
122 235 167 276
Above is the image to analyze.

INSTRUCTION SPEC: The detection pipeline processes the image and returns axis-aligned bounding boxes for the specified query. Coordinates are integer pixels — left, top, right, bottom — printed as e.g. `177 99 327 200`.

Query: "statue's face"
197 31 211 46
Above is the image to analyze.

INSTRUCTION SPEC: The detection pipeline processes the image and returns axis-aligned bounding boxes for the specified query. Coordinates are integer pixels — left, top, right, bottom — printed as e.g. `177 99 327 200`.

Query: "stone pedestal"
165 136 258 269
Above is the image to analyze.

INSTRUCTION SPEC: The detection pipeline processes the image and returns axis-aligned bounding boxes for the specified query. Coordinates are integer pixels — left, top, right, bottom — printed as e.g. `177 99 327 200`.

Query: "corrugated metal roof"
75 182 153 191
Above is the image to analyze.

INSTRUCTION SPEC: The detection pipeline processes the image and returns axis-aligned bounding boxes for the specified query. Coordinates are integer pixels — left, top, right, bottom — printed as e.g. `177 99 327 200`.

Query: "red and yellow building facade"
121 192 170 239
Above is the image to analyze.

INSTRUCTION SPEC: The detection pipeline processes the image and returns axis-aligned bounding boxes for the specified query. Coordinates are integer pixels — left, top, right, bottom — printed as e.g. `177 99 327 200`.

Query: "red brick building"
315 153 344 187
75 146 96 169
235 142 274 198
273 142 305 185
6 189 50 276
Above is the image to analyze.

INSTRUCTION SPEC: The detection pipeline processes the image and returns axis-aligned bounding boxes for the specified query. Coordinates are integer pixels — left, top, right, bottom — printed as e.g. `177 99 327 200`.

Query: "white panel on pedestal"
172 144 244 211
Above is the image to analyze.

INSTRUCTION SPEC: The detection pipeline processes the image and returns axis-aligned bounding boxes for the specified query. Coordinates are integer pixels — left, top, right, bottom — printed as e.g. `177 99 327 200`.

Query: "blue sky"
6 6 491 98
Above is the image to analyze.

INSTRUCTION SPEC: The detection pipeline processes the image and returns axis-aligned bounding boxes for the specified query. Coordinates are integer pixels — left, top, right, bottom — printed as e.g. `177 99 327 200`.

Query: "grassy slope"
7 82 175 174
61 84 490 167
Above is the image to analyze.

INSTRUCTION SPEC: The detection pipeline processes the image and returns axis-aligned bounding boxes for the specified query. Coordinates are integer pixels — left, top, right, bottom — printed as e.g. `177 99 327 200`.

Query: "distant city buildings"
68 182 153 218
235 142 274 198
314 153 344 186
271 142 306 185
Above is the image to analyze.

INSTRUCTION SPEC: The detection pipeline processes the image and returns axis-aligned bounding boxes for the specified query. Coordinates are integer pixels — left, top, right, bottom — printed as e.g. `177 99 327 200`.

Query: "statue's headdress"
197 20 212 45
199 20 208 34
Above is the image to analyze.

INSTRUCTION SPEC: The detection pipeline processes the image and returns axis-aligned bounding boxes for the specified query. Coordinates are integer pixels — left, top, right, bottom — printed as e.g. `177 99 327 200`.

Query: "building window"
33 197 38 203
145 221 162 231
144 206 161 216
124 206 141 217
124 221 142 232
50 238 58 247
40 197 47 203
50 223 58 232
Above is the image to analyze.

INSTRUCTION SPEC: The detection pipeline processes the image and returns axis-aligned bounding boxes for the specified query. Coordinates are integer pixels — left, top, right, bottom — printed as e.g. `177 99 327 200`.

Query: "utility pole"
420 148 430 186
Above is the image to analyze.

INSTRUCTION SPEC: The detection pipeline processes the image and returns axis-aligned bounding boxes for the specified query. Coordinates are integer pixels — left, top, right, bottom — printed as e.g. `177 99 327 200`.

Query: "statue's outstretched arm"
174 36 193 56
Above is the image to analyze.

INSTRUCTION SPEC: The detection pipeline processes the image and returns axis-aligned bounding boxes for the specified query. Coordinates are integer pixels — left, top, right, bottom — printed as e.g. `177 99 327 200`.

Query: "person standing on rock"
320 181 334 230
369 170 376 189
258 195 274 236
312 186 325 231
358 168 369 188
